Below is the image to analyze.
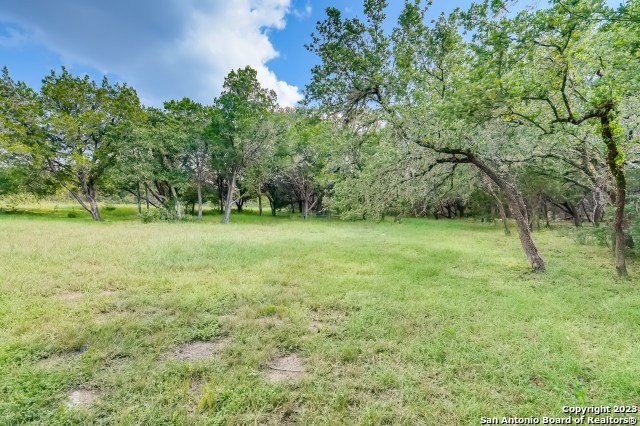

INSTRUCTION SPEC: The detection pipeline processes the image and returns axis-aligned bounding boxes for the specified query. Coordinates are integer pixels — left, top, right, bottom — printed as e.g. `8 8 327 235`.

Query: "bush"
141 207 191 223
67 211 78 218
573 226 610 248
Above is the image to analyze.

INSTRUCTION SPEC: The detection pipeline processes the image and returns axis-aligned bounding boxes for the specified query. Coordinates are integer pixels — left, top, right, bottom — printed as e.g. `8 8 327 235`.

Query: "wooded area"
1 0 639 278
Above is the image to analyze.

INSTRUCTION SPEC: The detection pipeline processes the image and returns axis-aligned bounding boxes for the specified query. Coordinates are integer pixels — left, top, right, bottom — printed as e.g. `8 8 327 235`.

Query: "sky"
0 0 621 108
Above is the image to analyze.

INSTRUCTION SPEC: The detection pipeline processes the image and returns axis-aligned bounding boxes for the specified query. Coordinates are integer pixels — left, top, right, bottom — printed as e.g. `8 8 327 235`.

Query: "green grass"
0 205 638 425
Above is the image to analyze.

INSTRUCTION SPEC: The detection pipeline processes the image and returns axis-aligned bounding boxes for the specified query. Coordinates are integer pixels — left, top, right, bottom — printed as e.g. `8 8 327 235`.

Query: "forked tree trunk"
170 185 182 219
223 169 237 224
87 195 101 221
602 113 628 278
80 176 101 220
471 156 544 272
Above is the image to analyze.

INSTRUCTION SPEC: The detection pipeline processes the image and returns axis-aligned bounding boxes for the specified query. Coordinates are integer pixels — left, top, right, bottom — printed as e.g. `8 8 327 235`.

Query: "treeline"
1 0 639 277
0 67 345 224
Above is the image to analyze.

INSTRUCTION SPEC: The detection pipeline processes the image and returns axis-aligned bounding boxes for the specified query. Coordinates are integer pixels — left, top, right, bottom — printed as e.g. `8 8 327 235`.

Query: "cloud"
0 0 302 107
293 1 312 19
0 24 28 48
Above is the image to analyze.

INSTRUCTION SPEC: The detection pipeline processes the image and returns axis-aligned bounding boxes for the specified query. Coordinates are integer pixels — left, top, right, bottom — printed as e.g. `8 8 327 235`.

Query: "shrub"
574 226 610 248
141 207 191 223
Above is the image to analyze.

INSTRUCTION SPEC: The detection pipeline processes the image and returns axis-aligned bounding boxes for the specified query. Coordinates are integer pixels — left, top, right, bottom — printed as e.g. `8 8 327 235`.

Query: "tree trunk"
593 201 603 227
483 177 510 236
542 201 550 228
303 196 309 220
145 185 150 211
223 169 237 224
267 196 277 216
197 181 203 219
602 113 628 278
258 195 263 216
170 185 182 219
581 202 592 224
87 194 101 221
495 198 511 236
217 177 225 213
79 173 101 221
136 183 142 216
470 156 544 272
569 202 582 227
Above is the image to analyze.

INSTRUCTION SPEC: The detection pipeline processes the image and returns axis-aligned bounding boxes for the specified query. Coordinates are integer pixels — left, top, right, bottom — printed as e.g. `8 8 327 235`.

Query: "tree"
1 67 140 220
466 0 640 276
0 68 58 198
282 111 335 219
164 98 212 219
209 67 279 223
306 0 546 271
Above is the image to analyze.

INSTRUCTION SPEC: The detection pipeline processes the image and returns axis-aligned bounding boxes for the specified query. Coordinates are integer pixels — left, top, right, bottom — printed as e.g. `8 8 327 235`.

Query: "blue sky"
0 0 620 107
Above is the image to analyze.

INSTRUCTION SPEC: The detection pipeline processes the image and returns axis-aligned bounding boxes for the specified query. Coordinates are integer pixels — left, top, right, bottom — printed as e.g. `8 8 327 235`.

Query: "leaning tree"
306 0 547 271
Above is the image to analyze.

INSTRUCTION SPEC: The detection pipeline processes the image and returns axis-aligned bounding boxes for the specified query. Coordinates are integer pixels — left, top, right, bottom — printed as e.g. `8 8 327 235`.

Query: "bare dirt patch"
66 389 99 408
172 338 230 361
265 354 306 384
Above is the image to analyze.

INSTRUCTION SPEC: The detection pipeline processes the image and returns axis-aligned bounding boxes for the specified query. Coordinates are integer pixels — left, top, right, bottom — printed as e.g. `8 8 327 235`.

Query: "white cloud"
0 0 302 107
293 1 313 19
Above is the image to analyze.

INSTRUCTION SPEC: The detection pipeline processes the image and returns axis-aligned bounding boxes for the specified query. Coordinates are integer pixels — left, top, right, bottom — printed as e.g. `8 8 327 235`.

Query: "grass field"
0 204 638 425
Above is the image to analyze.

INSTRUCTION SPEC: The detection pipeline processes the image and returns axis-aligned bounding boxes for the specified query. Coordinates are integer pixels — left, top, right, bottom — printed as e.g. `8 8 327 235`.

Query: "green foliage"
209 66 278 172
141 207 191 223
573 226 611 248
0 66 141 219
